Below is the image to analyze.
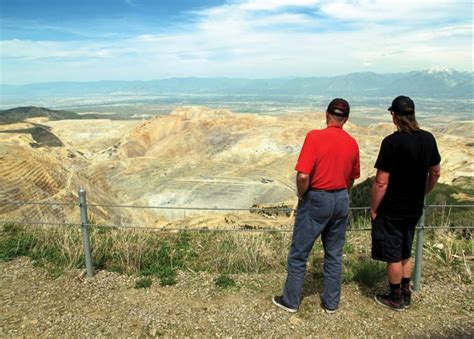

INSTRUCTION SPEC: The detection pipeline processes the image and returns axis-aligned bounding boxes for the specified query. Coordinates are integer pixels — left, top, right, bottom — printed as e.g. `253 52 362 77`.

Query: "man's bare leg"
388 262 402 284
401 258 411 279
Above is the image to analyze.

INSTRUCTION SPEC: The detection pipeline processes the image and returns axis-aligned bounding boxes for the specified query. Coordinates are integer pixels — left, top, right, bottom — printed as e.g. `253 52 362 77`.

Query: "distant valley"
1 69 472 126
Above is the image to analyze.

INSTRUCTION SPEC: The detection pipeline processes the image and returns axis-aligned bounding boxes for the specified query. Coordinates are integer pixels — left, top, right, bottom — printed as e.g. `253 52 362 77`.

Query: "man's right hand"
297 190 306 200
370 209 377 221
296 172 310 201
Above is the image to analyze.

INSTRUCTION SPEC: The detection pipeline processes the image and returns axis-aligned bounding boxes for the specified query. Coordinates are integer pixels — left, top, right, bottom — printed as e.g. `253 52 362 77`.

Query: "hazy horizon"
1 67 473 87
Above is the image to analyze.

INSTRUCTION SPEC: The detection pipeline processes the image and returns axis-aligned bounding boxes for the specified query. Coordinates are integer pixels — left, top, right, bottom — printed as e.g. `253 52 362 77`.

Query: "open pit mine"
1 106 473 230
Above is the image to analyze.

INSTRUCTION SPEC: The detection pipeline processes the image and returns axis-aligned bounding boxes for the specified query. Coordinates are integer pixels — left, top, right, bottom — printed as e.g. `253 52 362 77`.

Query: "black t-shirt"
375 129 441 217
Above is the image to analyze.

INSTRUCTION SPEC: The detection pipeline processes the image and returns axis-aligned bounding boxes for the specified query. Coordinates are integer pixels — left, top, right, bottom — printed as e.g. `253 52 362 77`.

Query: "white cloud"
0 39 117 60
239 0 320 11
1 0 472 83
253 13 314 26
320 0 464 22
415 24 474 39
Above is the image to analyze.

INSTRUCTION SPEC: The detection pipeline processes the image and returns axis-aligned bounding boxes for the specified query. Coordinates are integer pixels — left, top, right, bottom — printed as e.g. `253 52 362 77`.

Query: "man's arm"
425 164 441 195
296 172 310 200
370 169 390 220
347 179 355 190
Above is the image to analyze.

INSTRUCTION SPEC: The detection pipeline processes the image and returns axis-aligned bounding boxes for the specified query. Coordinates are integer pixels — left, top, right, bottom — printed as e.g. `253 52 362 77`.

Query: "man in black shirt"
371 96 441 311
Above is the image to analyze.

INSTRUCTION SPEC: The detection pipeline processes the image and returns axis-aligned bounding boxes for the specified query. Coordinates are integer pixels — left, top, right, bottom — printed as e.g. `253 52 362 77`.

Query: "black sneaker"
402 289 411 309
272 296 297 313
374 293 404 312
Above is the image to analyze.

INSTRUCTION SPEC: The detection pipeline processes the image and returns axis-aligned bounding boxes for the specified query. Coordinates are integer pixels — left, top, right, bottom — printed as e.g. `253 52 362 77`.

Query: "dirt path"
1 258 472 337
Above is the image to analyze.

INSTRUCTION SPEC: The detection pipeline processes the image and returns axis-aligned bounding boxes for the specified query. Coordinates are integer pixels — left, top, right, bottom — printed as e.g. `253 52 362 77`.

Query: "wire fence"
1 190 472 289
1 198 473 232
3 199 474 210
0 199 376 211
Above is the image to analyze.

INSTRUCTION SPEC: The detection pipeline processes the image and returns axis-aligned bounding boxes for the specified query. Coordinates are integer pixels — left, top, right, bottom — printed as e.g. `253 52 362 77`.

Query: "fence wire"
2 199 473 211
1 198 473 233
0 200 78 207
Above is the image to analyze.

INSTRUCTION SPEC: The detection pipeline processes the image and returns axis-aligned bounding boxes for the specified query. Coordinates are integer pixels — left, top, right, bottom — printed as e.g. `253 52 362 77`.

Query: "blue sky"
0 0 472 84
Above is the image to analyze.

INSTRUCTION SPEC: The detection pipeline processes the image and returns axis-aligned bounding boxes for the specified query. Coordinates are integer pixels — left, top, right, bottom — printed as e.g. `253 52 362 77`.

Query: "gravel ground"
1 257 472 337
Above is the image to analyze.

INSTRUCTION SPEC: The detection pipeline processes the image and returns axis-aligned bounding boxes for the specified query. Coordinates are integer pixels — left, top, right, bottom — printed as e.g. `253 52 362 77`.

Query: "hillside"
0 106 124 125
0 106 84 125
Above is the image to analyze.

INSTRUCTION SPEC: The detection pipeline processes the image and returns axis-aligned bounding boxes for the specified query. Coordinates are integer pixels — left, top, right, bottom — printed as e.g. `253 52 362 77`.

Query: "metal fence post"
413 202 426 291
79 188 94 277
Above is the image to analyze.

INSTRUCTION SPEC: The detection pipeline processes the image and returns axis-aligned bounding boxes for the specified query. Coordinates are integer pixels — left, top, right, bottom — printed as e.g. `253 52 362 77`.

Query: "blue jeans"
282 189 349 310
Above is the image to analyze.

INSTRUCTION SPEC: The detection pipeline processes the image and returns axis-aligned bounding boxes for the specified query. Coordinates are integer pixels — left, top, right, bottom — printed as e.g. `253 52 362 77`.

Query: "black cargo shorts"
371 214 420 263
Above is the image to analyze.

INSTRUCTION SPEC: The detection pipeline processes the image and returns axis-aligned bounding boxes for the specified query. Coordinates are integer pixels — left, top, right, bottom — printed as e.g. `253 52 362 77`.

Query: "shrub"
0 224 37 261
215 274 236 288
135 277 152 289
352 260 386 288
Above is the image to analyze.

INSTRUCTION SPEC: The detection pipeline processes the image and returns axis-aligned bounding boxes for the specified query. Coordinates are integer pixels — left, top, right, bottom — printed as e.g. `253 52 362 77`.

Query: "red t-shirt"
295 126 360 190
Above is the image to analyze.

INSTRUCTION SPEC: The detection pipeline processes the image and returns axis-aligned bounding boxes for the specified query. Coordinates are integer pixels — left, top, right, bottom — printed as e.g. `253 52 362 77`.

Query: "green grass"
424 232 473 283
215 274 236 288
351 260 386 288
343 241 355 254
0 224 37 261
135 277 152 289
1 219 472 285
0 223 83 277
0 224 290 280
310 247 385 288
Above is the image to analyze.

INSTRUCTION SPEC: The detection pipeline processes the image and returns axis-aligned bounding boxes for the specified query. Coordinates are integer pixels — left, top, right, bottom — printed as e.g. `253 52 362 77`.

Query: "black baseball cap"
327 98 350 117
388 96 415 116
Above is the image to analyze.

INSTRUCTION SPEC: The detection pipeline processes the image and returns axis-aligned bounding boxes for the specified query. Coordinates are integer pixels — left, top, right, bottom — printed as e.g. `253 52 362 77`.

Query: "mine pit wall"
144 182 295 224
0 143 144 228
120 116 191 158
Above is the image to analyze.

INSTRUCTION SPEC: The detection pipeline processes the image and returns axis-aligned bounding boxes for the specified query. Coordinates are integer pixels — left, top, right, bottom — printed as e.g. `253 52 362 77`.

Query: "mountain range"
1 68 472 99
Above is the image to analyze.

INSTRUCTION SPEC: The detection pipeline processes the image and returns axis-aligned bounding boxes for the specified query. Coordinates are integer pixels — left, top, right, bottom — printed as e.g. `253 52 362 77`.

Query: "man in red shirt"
273 98 360 314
